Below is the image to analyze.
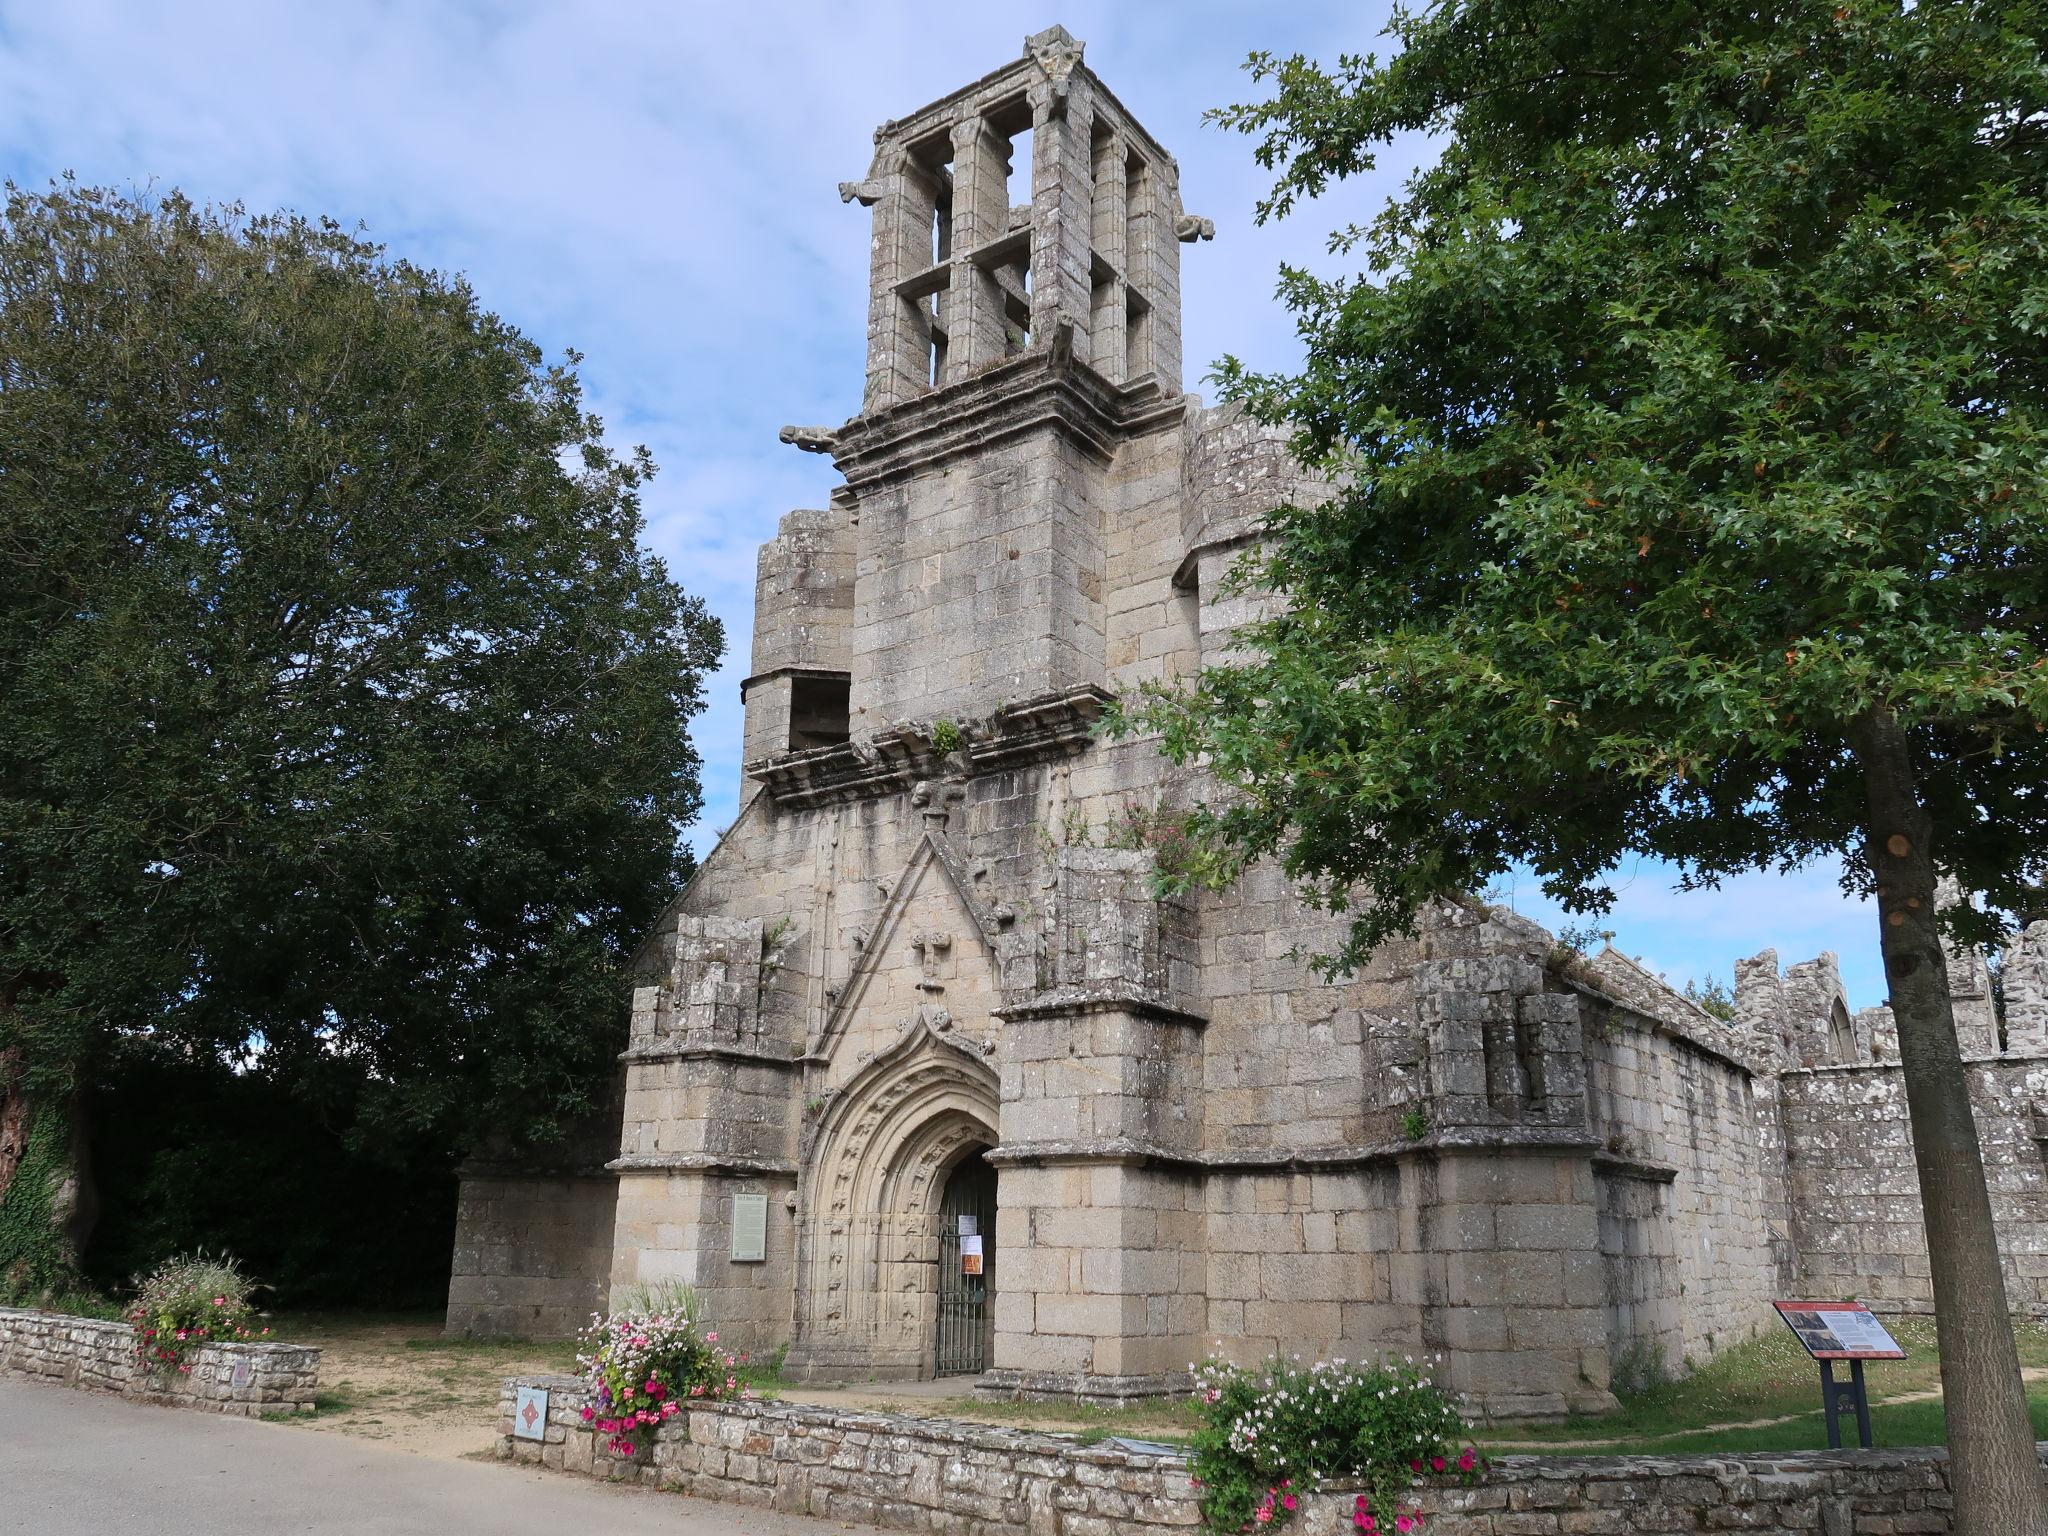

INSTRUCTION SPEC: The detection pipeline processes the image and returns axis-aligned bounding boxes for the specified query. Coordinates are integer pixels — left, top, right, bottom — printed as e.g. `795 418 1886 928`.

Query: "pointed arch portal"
786 1021 1001 1381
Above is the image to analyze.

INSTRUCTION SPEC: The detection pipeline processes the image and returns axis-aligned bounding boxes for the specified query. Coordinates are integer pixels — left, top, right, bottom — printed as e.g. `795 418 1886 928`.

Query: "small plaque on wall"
731 1192 769 1263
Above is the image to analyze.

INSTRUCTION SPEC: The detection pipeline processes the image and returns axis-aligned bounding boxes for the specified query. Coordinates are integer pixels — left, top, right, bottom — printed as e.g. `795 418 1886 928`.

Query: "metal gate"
935 1153 997 1376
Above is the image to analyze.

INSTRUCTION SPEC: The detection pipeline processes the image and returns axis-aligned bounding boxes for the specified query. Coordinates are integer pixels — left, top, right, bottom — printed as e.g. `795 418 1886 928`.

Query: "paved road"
0 1378 885 1536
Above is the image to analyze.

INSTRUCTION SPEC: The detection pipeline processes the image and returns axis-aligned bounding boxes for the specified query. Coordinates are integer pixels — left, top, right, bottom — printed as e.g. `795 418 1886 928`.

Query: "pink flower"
1283 1495 1298 1512
704 1331 717 1343
1396 1519 1415 1534
581 1406 594 1423
1431 1456 1446 1472
1254 1511 1272 1525
662 1402 679 1419
212 1297 226 1307
1457 1449 1476 1473
1409 1460 1423 1473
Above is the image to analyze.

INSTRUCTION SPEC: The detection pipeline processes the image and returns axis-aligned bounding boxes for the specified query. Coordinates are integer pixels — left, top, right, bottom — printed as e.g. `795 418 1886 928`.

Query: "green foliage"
125 1251 265 1379
0 183 722 1148
930 718 964 754
0 1096 76 1300
1684 976 1738 1022
1399 1107 1429 1142
1186 1354 1482 1532
82 1041 458 1309
1126 1 2048 961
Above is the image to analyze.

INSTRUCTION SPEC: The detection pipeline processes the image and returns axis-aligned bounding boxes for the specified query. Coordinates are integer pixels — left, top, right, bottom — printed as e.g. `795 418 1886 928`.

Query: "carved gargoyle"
779 425 839 454
1176 215 1216 243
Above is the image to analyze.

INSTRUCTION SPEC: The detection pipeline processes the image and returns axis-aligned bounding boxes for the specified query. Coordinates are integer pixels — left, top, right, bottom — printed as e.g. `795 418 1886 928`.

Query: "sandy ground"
278 1316 1191 1459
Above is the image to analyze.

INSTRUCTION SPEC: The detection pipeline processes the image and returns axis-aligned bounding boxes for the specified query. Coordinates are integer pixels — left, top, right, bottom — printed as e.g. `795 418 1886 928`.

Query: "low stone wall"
0 1306 319 1416
496 1373 2046 1535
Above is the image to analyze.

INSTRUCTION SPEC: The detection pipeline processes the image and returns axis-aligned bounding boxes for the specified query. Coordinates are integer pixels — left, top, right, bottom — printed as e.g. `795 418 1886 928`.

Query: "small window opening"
788 674 852 751
1005 124 1034 214
1827 997 1857 1062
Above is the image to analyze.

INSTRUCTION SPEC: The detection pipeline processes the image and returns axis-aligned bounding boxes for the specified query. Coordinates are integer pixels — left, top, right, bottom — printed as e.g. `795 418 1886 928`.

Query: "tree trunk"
0 1046 27 1208
1851 708 2046 1534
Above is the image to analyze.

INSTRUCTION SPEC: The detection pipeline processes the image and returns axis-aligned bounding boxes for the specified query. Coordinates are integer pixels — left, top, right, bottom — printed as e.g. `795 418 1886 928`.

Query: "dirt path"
279 1315 579 1460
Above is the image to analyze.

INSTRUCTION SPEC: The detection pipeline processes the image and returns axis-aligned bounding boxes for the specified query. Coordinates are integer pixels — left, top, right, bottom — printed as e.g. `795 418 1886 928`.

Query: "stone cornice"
985 1129 1603 1173
992 985 1207 1029
746 684 1112 809
828 353 1185 490
618 1040 802 1069
605 1152 798 1178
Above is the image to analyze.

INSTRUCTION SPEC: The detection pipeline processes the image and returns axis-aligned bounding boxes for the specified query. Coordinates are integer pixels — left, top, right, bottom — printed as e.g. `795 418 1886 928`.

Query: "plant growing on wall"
576 1304 748 1459
1126 5 2048 1527
1186 1354 1481 1532
126 1252 267 1379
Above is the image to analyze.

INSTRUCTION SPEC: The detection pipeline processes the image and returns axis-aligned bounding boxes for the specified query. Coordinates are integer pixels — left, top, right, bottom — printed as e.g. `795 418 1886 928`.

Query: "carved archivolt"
795 1023 999 1345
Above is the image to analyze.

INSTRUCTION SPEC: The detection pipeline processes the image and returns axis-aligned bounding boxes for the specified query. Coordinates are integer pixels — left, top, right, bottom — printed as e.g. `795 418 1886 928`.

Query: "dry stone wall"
496 1374 2041 1536
0 1306 318 1416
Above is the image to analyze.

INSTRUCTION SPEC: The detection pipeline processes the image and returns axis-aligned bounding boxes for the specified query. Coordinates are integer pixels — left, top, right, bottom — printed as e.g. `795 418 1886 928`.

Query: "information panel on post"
1772 1300 1907 1361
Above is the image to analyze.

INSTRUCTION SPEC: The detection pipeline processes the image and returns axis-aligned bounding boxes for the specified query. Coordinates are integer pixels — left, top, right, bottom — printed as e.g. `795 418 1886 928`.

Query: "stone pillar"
981 848 1204 1401
608 913 801 1353
1087 127 1127 378
1027 64 1095 361
948 116 1010 375
861 150 945 411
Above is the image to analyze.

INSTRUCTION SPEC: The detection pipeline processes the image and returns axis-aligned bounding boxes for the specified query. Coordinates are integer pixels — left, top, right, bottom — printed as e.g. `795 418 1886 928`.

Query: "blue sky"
0 1 1886 1005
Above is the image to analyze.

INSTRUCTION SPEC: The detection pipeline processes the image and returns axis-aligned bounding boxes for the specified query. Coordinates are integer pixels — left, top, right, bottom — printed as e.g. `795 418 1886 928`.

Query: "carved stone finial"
779 425 839 454
1025 25 1084 117
1175 215 1216 244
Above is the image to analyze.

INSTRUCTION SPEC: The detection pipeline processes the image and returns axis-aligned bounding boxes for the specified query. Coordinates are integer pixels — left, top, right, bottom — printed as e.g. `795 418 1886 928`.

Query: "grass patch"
1494 1317 2048 1455
933 1393 1201 1441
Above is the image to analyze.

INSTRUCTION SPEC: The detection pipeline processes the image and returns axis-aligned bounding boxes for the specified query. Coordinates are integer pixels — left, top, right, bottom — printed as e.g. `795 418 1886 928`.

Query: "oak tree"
1139 5 2048 1527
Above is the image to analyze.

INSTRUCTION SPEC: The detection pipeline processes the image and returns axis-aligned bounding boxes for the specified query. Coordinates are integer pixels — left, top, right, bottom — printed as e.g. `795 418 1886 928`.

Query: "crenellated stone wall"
1779 1057 2048 1315
0 1306 318 1416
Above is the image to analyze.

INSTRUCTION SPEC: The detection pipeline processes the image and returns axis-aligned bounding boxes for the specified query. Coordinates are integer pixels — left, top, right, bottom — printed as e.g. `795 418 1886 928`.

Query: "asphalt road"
0 1377 886 1536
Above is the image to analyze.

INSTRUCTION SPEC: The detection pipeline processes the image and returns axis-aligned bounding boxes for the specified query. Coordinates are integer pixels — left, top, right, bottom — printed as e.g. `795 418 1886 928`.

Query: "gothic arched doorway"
935 1149 996 1376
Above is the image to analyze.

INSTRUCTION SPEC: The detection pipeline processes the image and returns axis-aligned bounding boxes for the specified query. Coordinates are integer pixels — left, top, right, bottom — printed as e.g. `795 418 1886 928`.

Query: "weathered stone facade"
446 28 2048 1418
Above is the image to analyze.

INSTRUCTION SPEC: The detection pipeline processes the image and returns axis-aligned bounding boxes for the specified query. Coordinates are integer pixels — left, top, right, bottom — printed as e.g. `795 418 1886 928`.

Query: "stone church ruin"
445 28 2048 1416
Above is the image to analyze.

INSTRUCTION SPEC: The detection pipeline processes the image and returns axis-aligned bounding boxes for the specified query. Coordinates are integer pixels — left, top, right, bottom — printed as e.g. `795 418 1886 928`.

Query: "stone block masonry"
496 1375 2045 1536
0 1306 319 1416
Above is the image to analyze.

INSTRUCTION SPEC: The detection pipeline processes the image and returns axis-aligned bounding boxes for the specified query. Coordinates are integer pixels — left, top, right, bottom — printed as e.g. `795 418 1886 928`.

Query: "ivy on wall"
0 1099 76 1301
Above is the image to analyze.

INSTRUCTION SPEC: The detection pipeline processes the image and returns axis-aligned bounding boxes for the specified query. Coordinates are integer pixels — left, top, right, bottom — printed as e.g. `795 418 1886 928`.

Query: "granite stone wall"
496 1374 2042 1536
1780 1056 2048 1315
0 1306 318 1415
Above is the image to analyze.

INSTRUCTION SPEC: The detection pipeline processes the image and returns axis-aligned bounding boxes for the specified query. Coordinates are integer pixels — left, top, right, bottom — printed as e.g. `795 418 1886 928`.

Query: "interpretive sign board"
730 1192 768 1263
514 1384 550 1441
1772 1300 1907 1361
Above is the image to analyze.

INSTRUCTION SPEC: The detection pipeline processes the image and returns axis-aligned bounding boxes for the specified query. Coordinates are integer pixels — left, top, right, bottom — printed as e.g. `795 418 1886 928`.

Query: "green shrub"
1187 1353 1485 1532
126 1252 267 1378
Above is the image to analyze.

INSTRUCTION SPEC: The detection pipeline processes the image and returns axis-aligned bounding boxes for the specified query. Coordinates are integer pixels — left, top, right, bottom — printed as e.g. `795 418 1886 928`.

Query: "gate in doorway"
935 1152 996 1376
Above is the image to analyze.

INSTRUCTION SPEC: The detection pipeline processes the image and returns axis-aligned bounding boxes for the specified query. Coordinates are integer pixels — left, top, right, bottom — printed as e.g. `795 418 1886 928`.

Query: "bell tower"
840 24 1201 408
761 26 1212 754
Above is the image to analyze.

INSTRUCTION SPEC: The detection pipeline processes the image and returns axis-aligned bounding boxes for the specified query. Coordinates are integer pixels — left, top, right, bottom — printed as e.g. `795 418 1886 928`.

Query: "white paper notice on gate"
958 1214 978 1238
960 1234 984 1275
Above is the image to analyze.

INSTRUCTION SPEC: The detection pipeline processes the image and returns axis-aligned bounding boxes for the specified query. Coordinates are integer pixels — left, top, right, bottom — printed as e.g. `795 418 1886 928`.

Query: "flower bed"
1186 1354 1483 1532
575 1303 748 1461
